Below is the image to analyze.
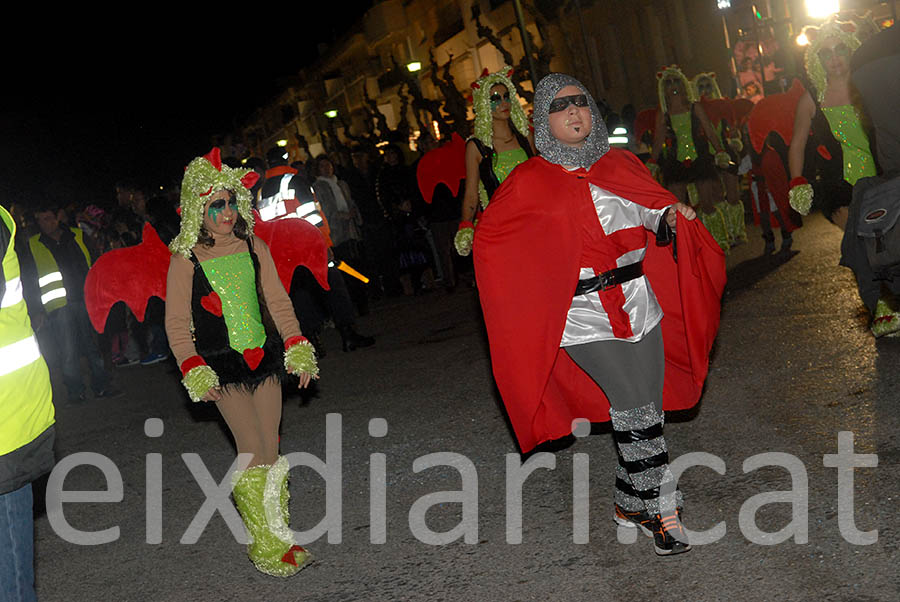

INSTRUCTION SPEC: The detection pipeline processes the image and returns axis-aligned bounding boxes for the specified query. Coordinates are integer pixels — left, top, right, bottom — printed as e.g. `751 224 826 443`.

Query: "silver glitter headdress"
533 73 609 168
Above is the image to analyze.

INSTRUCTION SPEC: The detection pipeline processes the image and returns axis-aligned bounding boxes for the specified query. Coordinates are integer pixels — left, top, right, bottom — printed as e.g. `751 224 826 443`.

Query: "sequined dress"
806 102 877 219
660 105 718 184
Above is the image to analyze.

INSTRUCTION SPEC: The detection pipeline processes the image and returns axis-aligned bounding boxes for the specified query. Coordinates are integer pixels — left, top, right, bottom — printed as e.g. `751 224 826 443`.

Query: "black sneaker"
650 513 691 556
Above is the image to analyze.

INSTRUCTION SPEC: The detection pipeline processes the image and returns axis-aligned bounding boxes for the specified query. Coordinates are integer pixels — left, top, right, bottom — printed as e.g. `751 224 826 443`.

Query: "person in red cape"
474 74 726 556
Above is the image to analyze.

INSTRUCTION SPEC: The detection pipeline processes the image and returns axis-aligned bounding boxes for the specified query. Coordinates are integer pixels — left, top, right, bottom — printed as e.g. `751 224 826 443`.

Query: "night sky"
1 4 373 212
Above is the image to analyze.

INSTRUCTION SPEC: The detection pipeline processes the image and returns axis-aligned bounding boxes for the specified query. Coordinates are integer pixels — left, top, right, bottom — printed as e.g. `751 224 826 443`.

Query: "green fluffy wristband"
182 365 219 402
285 341 318 378
789 183 814 216
454 227 474 256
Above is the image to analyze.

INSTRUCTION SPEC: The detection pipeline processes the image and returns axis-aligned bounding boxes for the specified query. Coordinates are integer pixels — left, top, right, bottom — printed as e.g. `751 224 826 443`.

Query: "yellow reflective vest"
28 227 91 313
0 205 55 459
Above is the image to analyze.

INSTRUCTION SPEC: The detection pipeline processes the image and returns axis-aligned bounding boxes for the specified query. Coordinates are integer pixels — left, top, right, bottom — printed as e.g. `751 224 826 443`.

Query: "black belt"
574 262 644 296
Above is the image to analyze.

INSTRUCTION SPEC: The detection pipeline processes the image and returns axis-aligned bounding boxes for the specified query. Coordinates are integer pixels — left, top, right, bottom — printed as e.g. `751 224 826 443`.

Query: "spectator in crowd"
347 144 400 297
25 202 120 401
311 155 369 315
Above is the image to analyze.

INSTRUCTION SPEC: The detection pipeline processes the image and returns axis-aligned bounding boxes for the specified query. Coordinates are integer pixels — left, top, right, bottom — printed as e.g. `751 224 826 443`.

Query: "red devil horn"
241 171 260 190
506 68 514 77
481 67 489 77
203 148 223 171
471 82 480 89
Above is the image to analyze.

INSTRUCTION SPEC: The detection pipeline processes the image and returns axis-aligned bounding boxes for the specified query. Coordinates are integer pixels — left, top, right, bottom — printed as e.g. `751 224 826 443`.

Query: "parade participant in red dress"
474 74 726 556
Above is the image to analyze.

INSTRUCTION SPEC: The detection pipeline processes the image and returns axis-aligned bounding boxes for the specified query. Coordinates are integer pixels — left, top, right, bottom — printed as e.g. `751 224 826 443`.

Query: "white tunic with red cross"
560 183 672 346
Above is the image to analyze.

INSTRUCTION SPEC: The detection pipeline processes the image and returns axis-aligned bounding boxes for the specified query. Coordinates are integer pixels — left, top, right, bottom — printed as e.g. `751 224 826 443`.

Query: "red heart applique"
243 347 264 370
200 292 222 317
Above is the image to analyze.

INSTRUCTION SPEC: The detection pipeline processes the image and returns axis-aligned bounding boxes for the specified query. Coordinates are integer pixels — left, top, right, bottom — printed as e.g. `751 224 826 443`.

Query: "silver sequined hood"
533 73 609 169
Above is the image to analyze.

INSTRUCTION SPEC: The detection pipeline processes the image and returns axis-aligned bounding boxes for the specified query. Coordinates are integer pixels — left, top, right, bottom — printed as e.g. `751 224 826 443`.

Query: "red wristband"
284 335 308 351
458 220 474 231
180 355 207 378
789 177 808 189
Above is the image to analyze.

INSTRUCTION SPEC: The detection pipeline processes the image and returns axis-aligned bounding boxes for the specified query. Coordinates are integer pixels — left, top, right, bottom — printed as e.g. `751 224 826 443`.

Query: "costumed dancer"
693 71 748 245
474 74 726 555
786 19 892 335
165 149 318 576
650 65 734 252
745 82 807 254
454 66 535 256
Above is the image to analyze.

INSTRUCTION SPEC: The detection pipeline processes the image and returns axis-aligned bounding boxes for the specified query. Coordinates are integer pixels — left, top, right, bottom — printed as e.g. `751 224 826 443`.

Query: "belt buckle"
598 272 615 291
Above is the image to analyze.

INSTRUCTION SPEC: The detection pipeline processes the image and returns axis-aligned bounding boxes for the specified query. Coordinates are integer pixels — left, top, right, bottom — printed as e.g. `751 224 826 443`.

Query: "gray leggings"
563 325 664 413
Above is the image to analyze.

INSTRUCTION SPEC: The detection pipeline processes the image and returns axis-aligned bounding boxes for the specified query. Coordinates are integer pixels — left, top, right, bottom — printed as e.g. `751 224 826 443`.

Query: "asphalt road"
33 213 900 601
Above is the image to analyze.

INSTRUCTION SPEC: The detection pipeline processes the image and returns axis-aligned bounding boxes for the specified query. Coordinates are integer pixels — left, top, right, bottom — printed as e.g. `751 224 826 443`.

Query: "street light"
276 139 288 147
805 0 839 19
717 0 732 9
324 109 338 119
406 61 422 72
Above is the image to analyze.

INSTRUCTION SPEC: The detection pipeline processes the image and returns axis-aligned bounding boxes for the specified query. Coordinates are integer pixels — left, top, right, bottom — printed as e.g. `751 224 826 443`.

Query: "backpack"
857 174 900 272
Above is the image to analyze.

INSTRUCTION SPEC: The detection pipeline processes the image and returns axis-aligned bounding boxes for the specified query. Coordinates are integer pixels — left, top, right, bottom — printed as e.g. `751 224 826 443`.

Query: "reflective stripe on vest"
28 229 90 312
1 276 23 308
0 334 42 376
259 174 296 221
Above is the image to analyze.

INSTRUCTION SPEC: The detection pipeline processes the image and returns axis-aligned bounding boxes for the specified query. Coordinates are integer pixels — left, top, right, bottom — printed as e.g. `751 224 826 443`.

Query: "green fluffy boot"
232 456 311 577
699 206 731 253
720 201 747 245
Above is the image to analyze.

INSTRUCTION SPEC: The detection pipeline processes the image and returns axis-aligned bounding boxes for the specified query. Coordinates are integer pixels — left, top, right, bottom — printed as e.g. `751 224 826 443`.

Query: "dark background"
0 4 373 210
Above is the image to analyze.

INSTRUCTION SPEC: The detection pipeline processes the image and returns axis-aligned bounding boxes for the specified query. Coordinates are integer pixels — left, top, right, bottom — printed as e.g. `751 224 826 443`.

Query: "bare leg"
215 379 283 467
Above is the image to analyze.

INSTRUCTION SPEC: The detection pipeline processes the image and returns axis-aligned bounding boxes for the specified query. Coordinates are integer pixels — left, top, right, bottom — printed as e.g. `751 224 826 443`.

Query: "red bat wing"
747 79 806 154
84 223 170 333
253 211 330 291
732 98 754 128
634 108 658 142
416 132 467 203
700 98 734 127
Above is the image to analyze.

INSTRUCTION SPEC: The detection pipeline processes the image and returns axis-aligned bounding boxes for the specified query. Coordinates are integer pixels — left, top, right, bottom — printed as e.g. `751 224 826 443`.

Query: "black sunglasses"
490 91 511 103
548 94 589 113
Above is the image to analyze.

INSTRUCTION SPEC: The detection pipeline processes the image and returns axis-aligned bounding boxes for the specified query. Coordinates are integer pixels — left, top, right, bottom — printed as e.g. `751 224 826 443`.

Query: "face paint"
817 42 850 62
490 91 511 111
207 197 237 223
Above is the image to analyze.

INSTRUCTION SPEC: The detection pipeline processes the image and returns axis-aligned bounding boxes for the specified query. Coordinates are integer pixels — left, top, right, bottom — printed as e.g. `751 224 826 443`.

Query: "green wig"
470 66 531 209
802 18 861 104
169 148 260 257
656 65 696 114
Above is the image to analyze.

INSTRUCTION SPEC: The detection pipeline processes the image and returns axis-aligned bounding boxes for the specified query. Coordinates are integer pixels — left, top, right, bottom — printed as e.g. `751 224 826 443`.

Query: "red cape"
474 150 726 453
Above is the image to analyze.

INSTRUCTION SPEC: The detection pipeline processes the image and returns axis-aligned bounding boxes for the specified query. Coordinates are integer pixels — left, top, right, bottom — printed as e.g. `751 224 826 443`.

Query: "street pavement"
33 213 900 601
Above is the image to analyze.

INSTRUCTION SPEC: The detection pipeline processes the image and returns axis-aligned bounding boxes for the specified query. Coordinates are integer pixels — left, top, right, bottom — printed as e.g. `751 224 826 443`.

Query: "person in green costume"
692 71 748 246
786 19 894 337
455 66 535 256
166 148 318 576
650 65 733 252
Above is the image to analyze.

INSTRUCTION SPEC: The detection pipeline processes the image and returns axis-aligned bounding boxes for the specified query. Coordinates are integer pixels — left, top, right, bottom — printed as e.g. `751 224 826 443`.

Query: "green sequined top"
492 147 529 184
821 105 876 186
669 111 698 163
200 252 266 353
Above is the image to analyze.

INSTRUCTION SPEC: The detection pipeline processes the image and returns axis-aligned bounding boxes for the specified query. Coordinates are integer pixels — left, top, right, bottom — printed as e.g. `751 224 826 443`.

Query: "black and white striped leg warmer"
610 403 681 516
